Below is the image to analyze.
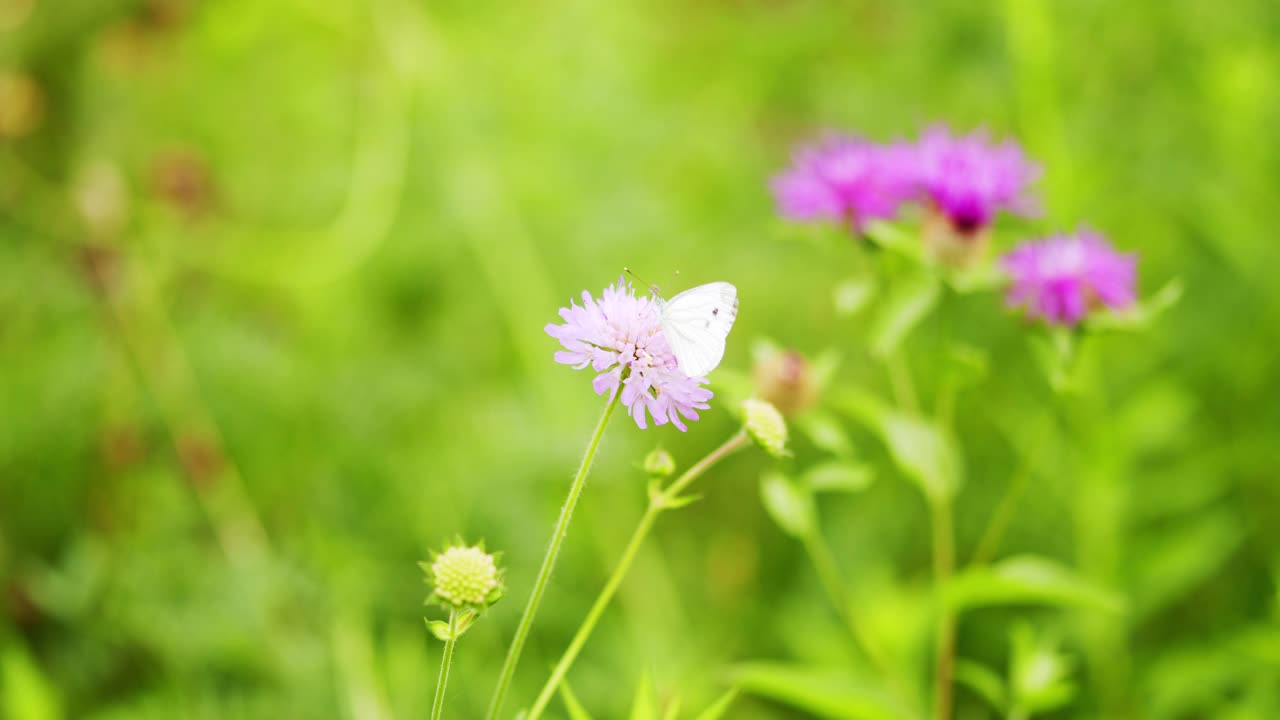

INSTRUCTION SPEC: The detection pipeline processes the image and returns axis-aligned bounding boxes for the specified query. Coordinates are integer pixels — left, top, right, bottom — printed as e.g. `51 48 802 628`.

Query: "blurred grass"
2 0 1279 717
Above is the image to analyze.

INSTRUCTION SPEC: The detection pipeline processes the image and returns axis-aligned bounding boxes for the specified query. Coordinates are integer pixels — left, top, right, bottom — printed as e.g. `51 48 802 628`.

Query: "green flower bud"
643 448 676 478
742 398 789 459
423 544 504 610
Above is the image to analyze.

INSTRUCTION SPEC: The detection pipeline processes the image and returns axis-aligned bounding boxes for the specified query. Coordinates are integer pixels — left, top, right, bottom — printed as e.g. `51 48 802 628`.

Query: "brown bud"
753 348 817 418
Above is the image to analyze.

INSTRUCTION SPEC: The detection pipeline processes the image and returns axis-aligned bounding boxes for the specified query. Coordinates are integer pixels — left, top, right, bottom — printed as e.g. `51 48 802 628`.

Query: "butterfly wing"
660 282 738 377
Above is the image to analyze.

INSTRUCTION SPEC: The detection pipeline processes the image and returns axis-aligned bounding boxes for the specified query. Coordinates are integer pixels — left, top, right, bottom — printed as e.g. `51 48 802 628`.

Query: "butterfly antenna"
623 267 661 297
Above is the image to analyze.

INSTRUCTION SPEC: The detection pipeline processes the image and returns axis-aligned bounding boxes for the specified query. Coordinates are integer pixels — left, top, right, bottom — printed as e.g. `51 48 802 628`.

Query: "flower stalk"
486 390 622 720
525 430 751 720
430 609 459 720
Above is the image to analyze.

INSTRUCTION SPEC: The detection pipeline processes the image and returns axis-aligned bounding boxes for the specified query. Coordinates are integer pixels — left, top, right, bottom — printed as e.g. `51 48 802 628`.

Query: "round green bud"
743 398 789 459
643 448 676 477
428 545 503 608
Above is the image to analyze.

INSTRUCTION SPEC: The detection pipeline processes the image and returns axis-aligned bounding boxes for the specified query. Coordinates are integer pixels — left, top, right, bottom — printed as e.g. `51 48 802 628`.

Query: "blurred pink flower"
770 134 918 232
914 125 1040 234
546 279 713 431
1002 230 1137 326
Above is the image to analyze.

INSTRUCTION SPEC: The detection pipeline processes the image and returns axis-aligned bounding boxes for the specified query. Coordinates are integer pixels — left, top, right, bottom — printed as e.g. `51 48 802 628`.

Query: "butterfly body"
657 282 738 377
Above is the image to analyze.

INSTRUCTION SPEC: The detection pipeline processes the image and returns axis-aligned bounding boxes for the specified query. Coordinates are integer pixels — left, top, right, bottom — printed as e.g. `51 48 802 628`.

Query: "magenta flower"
914 125 1040 234
1001 230 1137 326
771 134 918 232
546 279 713 431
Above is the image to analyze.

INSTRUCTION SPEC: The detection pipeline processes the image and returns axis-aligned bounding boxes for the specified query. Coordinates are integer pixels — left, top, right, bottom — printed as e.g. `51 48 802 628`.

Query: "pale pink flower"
546 279 713 431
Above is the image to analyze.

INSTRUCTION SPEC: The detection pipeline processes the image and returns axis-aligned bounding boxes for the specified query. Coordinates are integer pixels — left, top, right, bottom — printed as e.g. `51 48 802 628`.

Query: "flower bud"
753 348 817 417
642 448 676 478
422 544 504 610
742 398 789 459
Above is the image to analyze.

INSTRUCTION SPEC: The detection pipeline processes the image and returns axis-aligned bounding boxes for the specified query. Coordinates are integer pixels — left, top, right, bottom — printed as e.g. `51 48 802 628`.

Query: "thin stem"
431 610 459 720
486 391 621 720
525 431 749 720
931 497 956 720
970 417 1050 565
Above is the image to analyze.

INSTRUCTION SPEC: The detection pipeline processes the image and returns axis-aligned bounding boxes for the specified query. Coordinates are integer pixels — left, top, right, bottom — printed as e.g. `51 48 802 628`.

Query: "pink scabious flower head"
546 278 713 431
1001 230 1138 326
914 125 1041 235
770 134 919 233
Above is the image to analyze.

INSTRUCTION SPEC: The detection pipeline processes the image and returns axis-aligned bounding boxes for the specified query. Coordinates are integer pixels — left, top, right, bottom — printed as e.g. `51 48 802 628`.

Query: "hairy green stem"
431 609 459 720
486 391 621 720
525 431 749 720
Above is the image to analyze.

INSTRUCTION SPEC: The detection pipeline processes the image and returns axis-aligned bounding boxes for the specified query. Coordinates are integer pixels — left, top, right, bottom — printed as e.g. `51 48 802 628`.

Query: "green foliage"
1 0 1278 717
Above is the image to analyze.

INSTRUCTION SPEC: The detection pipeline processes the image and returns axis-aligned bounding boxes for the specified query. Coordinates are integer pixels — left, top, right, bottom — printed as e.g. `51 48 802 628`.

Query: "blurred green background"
2 0 1278 718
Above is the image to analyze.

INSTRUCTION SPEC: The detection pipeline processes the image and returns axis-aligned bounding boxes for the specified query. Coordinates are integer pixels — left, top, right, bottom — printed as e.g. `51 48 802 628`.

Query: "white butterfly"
656 281 739 377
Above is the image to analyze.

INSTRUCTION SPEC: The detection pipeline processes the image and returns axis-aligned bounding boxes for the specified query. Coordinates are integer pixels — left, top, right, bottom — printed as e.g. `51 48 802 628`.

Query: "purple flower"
770 134 918 232
1001 230 1137 326
914 125 1040 234
546 279 713 431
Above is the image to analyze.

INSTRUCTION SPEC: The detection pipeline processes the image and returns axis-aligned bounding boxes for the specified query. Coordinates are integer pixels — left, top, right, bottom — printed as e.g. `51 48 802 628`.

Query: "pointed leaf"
731 662 908 720
834 276 876 317
693 689 739 720
880 412 961 502
870 273 940 358
804 461 874 494
834 390 961 501
630 672 656 720
659 493 702 510
759 472 814 538
559 681 594 720
954 660 1006 712
947 556 1124 614
1086 278 1183 332
426 619 453 641
795 409 854 458
1009 623 1077 715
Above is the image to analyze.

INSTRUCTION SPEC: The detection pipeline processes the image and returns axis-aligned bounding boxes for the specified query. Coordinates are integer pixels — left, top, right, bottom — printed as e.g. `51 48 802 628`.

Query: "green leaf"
880 413 961 502
834 389 962 501
660 696 682 720
1028 326 1079 394
1009 623 1077 715
559 680 594 720
425 619 453 641
833 276 876 317
453 609 477 636
1086 278 1183 332
803 461 874 494
795 410 855 458
946 263 1004 294
954 659 1007 712
863 220 924 262
731 662 908 720
870 273 940 358
692 688 739 720
630 672 656 720
658 492 703 510
947 556 1125 614
759 472 814 538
